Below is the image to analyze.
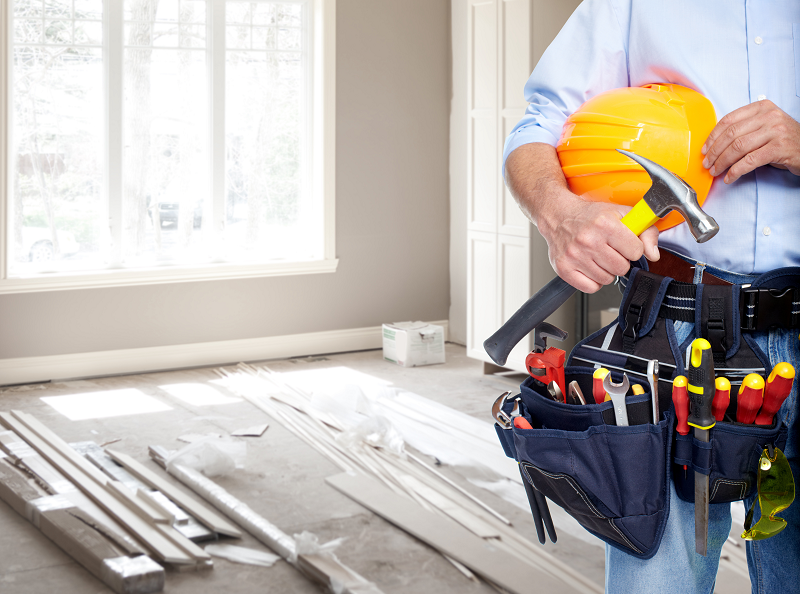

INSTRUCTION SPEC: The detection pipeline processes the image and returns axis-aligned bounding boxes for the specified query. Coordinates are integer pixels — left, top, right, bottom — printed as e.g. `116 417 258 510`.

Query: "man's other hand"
702 100 800 184
504 143 659 294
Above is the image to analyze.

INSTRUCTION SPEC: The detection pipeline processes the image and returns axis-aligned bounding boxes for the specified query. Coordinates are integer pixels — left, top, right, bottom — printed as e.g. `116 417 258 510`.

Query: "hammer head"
617 149 719 243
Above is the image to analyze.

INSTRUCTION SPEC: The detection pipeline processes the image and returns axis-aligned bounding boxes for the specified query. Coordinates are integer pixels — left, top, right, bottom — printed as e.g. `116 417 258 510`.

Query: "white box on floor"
382 322 445 367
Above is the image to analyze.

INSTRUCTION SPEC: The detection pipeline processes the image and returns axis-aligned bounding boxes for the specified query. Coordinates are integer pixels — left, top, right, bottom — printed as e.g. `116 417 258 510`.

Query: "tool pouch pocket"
671 417 788 504
497 368 671 560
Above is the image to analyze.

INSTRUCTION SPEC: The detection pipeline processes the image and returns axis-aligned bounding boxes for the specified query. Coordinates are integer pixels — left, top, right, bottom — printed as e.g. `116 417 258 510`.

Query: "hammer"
484 150 719 366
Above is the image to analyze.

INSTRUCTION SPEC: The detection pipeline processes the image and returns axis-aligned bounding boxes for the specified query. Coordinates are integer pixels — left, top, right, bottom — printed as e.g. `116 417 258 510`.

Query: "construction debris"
0 453 164 594
218 363 602 594
147 447 384 594
204 543 280 567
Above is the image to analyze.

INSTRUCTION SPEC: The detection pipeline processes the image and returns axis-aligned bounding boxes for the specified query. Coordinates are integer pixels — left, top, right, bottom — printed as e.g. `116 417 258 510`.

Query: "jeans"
605 258 800 594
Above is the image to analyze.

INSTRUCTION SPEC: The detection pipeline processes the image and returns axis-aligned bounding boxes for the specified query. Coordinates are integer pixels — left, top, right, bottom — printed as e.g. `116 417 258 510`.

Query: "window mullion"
209 0 225 261
105 0 123 267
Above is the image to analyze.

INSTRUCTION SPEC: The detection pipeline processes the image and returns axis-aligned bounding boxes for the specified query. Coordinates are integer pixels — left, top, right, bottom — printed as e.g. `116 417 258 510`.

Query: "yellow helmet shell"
557 84 716 231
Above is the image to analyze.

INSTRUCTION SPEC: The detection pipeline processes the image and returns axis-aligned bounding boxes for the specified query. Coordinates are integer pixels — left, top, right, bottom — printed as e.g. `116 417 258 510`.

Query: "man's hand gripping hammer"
484 150 719 366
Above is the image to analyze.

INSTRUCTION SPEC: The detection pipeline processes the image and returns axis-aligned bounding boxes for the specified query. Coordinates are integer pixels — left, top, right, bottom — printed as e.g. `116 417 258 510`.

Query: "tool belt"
494 257 797 559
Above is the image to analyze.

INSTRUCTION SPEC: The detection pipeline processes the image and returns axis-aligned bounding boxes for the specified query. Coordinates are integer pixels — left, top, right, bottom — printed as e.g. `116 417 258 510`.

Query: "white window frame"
0 0 336 294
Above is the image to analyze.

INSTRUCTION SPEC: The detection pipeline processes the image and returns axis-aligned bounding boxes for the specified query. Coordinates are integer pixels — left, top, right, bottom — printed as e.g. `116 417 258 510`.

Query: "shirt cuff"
501 125 560 180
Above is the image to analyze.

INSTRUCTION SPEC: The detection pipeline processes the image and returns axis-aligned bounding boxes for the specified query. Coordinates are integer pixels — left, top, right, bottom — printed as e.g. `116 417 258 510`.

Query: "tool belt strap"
657 281 800 332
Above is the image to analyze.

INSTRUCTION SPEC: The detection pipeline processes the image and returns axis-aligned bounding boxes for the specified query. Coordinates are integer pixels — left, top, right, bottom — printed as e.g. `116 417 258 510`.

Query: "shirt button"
757 94 767 101
755 36 763 44
763 226 771 236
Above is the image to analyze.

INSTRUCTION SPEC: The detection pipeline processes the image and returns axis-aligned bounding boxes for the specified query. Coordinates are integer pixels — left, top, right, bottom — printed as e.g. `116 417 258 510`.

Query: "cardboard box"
382 322 445 367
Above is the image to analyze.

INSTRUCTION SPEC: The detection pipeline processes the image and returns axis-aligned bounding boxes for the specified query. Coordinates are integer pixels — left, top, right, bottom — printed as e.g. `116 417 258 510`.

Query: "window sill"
0 258 339 294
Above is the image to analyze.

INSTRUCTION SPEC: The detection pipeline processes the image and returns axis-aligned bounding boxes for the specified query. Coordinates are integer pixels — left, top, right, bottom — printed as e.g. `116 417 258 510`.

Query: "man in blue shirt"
502 1 800 592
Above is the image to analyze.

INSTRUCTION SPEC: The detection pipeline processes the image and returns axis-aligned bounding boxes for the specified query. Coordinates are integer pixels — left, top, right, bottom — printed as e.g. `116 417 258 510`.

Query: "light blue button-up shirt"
503 0 800 273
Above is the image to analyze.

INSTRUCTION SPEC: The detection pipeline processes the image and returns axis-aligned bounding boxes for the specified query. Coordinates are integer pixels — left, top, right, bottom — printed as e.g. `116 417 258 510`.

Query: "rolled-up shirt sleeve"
502 0 631 177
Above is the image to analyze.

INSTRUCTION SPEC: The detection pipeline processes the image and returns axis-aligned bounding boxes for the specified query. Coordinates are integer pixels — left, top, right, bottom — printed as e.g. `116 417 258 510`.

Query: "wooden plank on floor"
0 412 194 565
326 472 584 594
105 449 242 538
0 457 165 594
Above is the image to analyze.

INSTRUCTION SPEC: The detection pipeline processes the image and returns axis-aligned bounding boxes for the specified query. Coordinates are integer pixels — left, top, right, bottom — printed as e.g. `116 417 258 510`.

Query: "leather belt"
646 249 732 286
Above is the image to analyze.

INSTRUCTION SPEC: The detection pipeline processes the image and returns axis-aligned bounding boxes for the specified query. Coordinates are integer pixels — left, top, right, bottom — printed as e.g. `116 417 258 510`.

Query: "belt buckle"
740 287 800 332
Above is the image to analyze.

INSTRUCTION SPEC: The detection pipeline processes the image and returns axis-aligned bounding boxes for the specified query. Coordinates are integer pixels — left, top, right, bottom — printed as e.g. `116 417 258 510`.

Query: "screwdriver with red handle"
672 375 690 435
755 363 795 426
736 373 765 424
672 375 690 475
593 368 610 405
712 377 731 422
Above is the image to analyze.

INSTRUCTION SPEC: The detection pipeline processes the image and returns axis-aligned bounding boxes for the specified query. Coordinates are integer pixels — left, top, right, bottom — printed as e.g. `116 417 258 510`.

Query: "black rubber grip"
483 276 576 366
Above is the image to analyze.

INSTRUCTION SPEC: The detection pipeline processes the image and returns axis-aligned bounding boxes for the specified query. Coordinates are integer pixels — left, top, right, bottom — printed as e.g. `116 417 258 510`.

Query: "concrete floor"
0 344 750 593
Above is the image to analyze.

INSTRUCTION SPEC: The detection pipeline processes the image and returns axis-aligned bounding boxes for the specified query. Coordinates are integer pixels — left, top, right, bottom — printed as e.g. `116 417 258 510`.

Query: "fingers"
562 271 602 294
702 100 800 182
552 216 645 291
702 101 763 158
639 226 660 261
702 116 766 175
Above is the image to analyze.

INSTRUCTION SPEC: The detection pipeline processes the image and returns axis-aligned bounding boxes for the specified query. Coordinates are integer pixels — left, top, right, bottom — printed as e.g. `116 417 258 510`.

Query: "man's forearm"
504 142 659 292
504 142 574 240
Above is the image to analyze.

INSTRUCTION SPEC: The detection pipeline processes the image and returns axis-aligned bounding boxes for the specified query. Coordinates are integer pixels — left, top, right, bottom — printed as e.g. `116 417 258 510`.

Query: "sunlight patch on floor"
41 388 173 421
159 383 242 406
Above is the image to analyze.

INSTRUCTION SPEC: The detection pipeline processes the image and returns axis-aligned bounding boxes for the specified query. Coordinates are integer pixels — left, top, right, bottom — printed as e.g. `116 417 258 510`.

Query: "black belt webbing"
658 282 695 323
657 281 800 331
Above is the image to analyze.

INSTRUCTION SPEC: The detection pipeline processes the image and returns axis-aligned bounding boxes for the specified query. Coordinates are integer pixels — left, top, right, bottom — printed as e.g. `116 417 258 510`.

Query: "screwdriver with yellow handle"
755 363 795 426
687 338 716 556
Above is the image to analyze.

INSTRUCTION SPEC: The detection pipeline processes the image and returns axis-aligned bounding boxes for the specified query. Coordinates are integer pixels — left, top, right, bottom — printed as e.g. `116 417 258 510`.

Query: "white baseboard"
0 320 450 386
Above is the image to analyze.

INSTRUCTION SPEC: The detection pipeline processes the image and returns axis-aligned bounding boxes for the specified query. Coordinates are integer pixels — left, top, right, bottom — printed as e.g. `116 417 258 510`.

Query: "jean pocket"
794 24 800 98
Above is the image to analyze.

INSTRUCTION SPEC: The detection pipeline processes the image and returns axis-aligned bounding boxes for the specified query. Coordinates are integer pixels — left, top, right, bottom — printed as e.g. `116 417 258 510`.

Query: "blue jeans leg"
605 481 731 594
744 329 800 594
606 324 800 594
606 319 729 594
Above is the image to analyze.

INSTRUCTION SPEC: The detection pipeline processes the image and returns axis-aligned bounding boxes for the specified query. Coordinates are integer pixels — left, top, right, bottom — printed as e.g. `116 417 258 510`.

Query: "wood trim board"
326 472 584 594
0 412 194 564
105 449 242 538
0 458 164 594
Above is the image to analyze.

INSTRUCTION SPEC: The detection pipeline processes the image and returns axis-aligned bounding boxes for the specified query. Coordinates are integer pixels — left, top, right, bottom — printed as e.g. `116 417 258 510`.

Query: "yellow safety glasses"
742 446 795 541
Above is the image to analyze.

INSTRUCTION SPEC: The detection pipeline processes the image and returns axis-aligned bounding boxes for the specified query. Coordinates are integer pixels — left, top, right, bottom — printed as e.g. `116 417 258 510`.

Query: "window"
0 0 336 293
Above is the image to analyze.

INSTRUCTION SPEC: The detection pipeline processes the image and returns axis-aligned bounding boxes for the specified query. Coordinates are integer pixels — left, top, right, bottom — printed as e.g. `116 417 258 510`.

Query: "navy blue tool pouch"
671 417 788 504
496 368 671 559
566 264 792 506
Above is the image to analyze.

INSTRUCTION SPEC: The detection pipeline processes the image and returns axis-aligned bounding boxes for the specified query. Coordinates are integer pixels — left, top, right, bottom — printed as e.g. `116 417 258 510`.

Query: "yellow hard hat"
556 84 716 231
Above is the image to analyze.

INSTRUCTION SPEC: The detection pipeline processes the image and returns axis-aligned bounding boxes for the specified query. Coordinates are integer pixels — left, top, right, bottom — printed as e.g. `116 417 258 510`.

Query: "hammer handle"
483 276 575 366
620 200 659 236
483 202 651 366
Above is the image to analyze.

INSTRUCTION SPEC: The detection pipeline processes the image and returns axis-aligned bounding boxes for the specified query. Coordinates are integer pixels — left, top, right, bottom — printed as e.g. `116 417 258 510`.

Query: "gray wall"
0 0 451 360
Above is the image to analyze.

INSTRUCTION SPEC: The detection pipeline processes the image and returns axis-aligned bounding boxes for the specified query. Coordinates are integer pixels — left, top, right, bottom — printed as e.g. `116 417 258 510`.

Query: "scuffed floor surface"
0 344 748 593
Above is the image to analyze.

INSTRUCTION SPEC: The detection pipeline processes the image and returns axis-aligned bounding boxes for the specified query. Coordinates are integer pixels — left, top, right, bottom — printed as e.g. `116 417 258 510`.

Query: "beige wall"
449 0 583 347
0 0 451 362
